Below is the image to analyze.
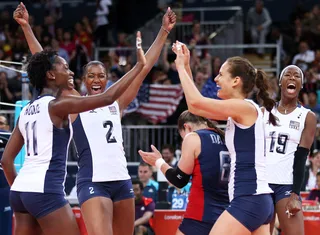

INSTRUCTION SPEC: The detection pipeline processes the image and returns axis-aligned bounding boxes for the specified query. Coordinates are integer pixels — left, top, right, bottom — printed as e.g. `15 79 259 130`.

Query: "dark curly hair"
26 50 58 94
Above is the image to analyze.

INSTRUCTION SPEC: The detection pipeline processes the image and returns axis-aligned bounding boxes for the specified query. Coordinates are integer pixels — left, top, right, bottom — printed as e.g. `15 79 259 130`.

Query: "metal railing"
94 42 281 78
122 125 179 162
126 6 243 48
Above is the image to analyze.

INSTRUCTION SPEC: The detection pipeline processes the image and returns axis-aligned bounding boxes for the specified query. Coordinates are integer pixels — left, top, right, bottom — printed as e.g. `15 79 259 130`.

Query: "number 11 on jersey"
25 121 38 156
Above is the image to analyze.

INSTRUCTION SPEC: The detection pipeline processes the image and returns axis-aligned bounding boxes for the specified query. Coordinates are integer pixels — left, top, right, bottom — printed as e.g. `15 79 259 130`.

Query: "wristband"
155 158 166 170
161 26 170 34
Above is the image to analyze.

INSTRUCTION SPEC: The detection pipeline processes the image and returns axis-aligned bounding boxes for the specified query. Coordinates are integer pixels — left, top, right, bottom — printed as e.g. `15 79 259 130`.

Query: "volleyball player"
139 110 229 235
13 3 176 234
173 42 274 235
73 9 176 235
1 37 146 235
264 65 317 235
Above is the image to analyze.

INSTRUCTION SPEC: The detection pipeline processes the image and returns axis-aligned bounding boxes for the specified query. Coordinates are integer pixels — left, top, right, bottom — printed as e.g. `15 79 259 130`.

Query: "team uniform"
73 101 133 206
264 104 310 203
225 99 273 232
10 95 72 218
179 129 229 235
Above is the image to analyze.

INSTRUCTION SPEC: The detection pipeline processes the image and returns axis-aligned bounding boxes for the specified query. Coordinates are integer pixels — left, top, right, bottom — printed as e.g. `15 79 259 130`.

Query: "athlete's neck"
279 95 298 109
192 124 209 132
39 87 56 97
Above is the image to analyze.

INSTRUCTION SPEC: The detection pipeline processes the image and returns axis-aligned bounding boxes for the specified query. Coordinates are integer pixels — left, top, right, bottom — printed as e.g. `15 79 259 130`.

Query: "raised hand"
172 41 190 68
162 7 177 33
13 2 29 27
136 31 146 66
138 145 162 167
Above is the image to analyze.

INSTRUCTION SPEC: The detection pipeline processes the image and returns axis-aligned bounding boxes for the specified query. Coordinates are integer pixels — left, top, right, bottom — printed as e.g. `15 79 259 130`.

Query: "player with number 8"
139 111 229 235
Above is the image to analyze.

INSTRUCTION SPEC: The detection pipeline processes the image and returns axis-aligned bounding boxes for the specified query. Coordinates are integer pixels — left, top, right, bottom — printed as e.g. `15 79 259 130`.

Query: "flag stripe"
125 84 184 124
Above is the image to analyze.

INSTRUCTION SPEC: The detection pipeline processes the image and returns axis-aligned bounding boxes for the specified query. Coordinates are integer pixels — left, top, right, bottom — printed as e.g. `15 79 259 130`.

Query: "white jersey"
73 101 130 183
225 99 273 201
11 95 73 194
264 105 310 184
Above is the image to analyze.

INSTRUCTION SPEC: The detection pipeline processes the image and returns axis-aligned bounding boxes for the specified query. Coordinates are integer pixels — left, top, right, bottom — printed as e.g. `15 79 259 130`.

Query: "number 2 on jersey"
269 131 289 154
25 121 38 156
103 120 117 143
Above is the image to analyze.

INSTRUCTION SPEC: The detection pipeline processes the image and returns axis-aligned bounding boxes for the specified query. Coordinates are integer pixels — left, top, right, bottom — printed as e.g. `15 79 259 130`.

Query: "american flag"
124 84 184 124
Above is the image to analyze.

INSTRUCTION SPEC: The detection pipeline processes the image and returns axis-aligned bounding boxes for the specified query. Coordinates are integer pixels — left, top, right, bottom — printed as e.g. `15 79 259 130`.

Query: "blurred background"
0 0 320 234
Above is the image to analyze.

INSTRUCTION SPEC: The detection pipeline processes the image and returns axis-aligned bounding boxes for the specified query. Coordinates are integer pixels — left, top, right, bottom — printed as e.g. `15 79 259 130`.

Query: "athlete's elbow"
0 157 10 170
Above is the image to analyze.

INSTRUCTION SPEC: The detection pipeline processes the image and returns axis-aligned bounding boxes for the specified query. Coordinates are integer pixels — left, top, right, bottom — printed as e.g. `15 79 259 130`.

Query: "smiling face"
279 67 303 99
214 62 236 99
84 64 107 95
51 56 75 90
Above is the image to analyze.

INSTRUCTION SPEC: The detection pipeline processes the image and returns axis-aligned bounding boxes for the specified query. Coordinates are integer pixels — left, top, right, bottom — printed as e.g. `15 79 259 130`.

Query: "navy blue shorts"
77 179 134 206
179 218 214 235
10 191 68 219
269 184 301 204
227 194 273 232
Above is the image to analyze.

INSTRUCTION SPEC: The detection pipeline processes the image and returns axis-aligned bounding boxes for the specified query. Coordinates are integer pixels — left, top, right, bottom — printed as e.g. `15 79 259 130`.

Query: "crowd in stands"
1 1 320 234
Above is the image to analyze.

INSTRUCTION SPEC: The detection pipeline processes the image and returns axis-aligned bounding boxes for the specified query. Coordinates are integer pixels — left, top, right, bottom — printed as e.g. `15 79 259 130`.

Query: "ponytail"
205 119 225 140
255 69 278 126
178 110 225 139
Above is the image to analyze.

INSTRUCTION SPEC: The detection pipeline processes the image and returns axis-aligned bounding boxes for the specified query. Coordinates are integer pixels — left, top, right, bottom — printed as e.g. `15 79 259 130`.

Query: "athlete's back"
11 95 72 194
185 129 229 223
264 105 310 184
73 101 130 183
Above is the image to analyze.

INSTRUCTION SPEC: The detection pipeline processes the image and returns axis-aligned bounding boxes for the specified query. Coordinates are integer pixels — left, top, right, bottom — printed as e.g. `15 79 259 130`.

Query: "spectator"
194 68 207 92
292 41 315 72
246 0 272 55
185 20 210 58
161 144 177 167
116 31 131 66
133 179 155 235
167 182 191 210
270 26 296 67
60 31 76 57
306 172 320 202
161 39 179 84
0 115 9 132
300 68 318 105
304 150 320 191
95 0 112 46
74 21 93 58
0 115 12 235
50 38 69 63
138 162 159 201
0 72 14 109
305 91 320 121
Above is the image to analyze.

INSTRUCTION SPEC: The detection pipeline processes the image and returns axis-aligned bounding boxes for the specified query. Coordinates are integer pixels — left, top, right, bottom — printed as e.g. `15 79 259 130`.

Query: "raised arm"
50 32 146 118
13 2 43 54
117 7 176 111
174 42 255 122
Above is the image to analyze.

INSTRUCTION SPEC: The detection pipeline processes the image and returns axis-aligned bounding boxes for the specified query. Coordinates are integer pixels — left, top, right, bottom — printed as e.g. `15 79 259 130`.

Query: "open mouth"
91 85 102 94
68 79 74 88
286 83 296 94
